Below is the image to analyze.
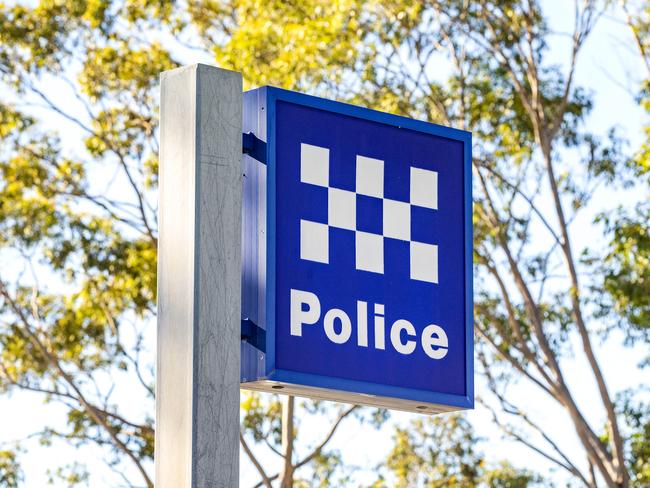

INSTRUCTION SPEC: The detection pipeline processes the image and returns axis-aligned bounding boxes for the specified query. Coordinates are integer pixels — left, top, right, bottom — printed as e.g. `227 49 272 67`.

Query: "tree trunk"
279 395 295 488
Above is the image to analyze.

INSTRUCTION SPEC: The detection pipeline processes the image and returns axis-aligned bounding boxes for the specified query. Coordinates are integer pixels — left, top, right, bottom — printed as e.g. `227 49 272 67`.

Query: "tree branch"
240 432 273 488
0 281 154 488
294 404 358 470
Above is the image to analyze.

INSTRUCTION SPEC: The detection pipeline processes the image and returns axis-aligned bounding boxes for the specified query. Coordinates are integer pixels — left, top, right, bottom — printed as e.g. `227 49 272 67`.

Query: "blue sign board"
241 87 473 413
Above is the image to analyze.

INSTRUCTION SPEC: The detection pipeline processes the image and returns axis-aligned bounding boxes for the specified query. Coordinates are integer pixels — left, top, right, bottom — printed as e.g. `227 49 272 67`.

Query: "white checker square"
410 167 438 209
356 155 384 198
355 231 383 274
383 199 411 241
301 143 329 187
410 241 438 283
328 187 356 230
300 220 329 263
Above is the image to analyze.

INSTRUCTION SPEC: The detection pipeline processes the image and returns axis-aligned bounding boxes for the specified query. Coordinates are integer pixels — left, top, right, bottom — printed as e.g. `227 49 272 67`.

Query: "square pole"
156 64 242 488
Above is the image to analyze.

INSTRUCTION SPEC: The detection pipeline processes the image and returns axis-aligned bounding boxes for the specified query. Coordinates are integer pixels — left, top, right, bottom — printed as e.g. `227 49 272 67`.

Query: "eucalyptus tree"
187 0 648 486
0 0 647 487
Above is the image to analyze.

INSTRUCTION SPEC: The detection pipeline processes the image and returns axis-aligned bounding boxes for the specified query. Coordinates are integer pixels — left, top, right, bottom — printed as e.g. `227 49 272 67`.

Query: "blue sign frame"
241 86 473 412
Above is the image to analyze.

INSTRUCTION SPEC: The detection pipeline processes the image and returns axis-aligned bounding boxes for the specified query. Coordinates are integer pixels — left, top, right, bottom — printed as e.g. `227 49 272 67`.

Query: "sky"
0 0 648 487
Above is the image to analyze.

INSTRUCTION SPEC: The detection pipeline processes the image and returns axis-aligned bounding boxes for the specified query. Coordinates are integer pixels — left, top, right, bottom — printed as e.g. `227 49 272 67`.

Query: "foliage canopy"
0 0 648 487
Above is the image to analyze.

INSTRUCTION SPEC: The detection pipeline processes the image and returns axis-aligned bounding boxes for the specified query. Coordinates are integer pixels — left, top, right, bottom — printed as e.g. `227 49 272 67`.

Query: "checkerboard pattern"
299 143 439 284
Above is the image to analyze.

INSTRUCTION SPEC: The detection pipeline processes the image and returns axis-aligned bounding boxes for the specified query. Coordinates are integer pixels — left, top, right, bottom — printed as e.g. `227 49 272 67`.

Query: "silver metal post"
156 64 242 488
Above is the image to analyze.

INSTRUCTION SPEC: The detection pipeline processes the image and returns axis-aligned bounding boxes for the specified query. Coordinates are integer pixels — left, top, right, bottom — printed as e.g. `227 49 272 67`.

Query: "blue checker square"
328 226 356 270
356 194 383 234
383 156 410 203
241 86 473 413
297 183 328 225
383 238 411 283
411 205 440 245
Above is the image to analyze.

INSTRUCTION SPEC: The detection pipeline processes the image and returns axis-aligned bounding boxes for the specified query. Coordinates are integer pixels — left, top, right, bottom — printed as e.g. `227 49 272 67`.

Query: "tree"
240 393 386 487
0 0 647 487
608 0 650 353
198 0 648 486
0 1 407 486
373 413 541 487
0 2 167 485
0 450 21 488
607 2 650 486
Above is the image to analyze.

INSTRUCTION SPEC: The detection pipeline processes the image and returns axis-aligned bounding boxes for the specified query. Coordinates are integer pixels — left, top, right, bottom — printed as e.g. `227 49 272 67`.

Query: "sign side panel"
464 134 474 406
241 88 268 382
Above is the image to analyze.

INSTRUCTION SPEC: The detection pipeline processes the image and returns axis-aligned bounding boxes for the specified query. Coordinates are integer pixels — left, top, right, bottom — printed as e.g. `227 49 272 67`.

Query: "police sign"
240 87 473 413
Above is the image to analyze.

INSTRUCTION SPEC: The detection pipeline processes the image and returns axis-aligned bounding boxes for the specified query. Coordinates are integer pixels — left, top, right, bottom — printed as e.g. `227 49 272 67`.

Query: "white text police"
290 289 448 359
